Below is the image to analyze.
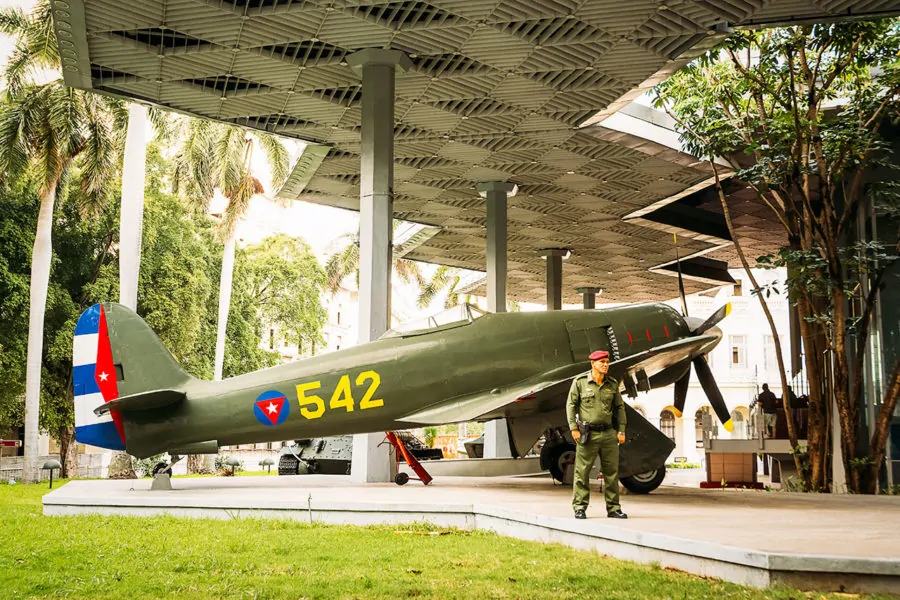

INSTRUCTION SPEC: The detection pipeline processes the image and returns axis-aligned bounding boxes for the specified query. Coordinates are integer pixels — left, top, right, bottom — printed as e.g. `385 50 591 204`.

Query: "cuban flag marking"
73 304 126 450
254 390 289 427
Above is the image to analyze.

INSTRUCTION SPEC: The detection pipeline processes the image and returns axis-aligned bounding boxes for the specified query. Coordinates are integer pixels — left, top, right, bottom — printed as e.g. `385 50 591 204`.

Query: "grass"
0 480 890 600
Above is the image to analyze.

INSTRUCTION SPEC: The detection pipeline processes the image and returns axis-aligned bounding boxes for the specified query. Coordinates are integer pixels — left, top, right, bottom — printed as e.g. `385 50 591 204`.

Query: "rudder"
73 303 191 451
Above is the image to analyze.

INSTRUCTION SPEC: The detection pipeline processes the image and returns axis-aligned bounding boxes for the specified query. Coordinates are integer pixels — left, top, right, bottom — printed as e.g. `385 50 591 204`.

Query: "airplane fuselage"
123 303 692 458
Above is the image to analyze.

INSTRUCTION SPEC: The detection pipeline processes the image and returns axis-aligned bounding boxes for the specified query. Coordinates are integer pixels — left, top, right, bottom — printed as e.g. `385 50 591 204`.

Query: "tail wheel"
394 472 410 486
543 442 576 483
621 466 666 494
277 455 300 476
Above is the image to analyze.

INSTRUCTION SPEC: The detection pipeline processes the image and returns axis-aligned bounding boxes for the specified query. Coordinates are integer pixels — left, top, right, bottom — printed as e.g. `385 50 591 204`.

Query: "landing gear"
394 472 410 486
542 441 576 483
621 466 666 494
150 454 183 491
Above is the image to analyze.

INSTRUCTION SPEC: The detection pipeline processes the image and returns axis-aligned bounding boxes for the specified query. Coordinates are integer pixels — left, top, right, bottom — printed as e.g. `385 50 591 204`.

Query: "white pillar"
119 103 148 312
477 181 515 458
347 49 412 483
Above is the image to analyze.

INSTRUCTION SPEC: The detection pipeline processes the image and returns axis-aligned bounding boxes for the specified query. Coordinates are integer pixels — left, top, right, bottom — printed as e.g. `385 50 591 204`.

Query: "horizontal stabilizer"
94 389 185 416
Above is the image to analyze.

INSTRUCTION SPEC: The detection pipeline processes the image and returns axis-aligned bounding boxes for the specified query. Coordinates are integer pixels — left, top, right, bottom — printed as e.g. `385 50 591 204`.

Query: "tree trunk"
213 232 236 381
107 451 136 479
797 293 829 491
867 359 900 493
119 102 148 311
57 425 78 479
187 454 214 475
831 284 861 492
22 184 57 484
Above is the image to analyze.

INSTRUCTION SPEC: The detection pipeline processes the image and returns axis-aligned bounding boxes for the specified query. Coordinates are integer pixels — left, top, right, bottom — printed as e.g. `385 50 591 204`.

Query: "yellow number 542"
296 370 383 420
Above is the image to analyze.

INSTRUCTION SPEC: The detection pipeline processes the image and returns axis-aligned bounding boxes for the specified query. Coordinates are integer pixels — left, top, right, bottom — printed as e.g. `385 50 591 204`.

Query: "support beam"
539 249 568 310
576 286 601 309
347 49 412 484
477 182 516 314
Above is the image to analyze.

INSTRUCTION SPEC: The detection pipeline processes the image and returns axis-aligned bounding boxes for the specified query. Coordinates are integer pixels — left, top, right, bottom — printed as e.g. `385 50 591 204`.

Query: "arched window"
659 409 676 441
730 407 750 439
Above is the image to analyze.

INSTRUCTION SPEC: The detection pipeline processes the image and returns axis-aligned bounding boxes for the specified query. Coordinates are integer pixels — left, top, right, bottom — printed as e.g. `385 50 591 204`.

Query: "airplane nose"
707 325 723 342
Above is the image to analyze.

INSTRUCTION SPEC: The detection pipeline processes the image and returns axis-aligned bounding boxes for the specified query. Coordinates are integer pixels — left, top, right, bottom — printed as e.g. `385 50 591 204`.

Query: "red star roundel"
253 390 289 426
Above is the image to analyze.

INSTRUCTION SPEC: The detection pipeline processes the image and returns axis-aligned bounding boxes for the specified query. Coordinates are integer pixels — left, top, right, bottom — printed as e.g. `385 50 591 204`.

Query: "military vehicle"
277 431 441 476
72 299 731 492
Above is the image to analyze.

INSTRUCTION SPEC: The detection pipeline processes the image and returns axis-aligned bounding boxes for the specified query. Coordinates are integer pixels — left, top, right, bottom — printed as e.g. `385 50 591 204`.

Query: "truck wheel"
621 466 666 494
277 455 299 476
394 472 410 486
543 442 576 483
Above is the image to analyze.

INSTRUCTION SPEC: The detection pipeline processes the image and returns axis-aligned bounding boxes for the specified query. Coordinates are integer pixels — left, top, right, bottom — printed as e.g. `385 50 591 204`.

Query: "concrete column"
576 286 601 309
477 181 515 313
347 49 412 483
539 249 568 310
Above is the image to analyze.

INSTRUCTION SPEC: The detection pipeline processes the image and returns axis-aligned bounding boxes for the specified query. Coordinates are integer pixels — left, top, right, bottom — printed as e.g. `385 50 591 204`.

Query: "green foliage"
242 234 327 353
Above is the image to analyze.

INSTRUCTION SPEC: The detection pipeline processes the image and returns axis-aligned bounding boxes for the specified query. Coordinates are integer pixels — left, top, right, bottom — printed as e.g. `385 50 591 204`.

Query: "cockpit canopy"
381 303 487 339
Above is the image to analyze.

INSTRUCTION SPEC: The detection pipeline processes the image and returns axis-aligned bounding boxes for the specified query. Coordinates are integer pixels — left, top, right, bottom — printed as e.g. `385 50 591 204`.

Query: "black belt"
585 423 613 431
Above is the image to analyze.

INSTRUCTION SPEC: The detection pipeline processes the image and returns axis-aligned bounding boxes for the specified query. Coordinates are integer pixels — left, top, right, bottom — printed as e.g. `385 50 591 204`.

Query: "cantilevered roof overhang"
51 0 900 303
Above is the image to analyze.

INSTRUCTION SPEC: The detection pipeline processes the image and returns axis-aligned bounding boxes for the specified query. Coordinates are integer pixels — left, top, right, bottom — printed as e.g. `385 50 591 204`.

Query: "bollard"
43 459 62 489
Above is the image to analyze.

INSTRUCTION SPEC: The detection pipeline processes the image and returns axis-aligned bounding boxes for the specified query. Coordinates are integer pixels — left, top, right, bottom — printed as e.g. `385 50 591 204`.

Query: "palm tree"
0 81 123 482
173 120 289 382
324 222 425 296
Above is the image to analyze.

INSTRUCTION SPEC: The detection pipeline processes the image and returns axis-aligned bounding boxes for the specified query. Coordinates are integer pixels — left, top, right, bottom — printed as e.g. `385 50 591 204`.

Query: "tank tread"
278 454 299 476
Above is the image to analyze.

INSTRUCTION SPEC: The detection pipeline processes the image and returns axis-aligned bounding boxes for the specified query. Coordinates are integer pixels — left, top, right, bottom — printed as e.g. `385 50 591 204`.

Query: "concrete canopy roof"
52 0 900 303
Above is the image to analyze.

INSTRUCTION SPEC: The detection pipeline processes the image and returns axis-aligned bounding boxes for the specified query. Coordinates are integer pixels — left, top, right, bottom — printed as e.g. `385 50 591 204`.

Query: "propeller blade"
673 369 690 418
674 234 688 317
692 355 733 431
691 302 732 336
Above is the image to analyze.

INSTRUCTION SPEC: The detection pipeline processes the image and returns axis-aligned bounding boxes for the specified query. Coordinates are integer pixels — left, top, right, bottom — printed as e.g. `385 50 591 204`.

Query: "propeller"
669 234 733 430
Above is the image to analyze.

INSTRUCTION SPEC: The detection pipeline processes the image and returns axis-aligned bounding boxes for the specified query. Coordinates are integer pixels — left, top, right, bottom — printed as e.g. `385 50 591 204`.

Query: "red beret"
589 350 609 361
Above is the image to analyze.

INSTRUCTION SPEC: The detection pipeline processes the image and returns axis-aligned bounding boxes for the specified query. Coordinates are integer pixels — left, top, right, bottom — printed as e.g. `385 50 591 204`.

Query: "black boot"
607 509 628 519
574 509 586 519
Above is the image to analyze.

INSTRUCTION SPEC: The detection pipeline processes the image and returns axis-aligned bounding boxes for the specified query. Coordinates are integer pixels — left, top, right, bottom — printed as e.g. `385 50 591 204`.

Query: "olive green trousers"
572 428 620 514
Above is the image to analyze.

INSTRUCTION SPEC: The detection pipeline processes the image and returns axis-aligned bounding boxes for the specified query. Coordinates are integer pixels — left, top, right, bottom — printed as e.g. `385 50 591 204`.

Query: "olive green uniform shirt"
566 373 627 434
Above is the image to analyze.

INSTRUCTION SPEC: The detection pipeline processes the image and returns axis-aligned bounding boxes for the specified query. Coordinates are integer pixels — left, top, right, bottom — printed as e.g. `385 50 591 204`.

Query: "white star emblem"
99 372 109 382
266 402 278 415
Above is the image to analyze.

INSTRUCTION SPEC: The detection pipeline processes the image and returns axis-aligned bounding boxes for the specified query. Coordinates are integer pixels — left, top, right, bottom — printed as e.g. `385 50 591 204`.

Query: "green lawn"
0 481 886 600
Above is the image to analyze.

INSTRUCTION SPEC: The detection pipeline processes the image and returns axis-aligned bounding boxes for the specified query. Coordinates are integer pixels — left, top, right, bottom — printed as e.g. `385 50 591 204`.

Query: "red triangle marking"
256 396 285 425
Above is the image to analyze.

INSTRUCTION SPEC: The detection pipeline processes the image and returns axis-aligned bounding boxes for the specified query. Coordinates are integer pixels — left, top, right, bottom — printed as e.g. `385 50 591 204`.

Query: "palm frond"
324 241 359 295
0 89 33 181
417 265 452 308
147 106 176 142
213 125 247 195
255 132 290 190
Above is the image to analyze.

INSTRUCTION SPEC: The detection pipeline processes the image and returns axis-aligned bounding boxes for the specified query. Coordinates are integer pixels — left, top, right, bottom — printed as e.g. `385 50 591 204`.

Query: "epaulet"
575 372 590 380
606 375 619 385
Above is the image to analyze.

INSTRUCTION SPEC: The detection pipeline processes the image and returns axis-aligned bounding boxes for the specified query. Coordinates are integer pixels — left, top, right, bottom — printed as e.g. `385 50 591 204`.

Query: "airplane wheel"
394 472 410 486
151 462 172 476
621 466 666 494
545 443 576 483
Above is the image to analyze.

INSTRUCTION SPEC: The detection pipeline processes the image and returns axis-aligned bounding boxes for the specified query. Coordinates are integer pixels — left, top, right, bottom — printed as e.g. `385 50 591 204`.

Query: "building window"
764 335 783 372
269 328 274 350
730 335 747 368
659 409 676 441
284 337 289 348
336 335 342 351
733 280 743 296
337 306 342 326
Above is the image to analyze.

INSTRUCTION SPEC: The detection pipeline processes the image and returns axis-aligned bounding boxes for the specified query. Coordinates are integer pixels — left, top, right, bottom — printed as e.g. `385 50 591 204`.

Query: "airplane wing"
398 334 718 426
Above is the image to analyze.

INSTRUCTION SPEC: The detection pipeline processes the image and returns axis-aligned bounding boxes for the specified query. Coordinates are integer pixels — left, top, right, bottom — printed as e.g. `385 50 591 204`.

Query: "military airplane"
73 297 731 492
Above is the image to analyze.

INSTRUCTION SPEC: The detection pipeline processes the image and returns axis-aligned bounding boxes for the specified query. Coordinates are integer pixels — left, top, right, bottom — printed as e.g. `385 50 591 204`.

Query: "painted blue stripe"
75 422 125 451
73 364 100 396
74 304 101 335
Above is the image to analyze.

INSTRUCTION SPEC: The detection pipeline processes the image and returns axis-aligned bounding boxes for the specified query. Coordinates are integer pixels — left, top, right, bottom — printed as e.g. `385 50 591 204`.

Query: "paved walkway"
44 475 900 594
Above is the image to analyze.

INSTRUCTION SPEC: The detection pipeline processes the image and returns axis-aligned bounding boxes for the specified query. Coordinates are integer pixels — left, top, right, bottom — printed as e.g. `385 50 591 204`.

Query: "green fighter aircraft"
73 300 731 492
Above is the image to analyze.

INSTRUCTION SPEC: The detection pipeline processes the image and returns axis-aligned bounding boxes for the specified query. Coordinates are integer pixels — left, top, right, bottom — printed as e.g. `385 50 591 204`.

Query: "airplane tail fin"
73 303 191 450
